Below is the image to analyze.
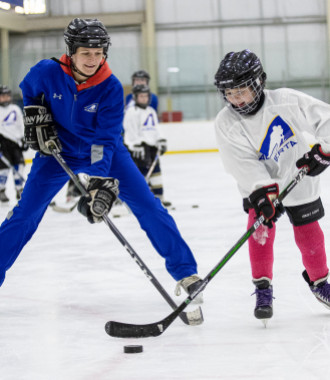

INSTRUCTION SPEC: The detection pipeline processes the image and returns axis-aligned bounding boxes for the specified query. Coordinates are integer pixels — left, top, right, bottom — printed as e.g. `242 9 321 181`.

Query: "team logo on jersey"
3 110 17 124
53 93 62 100
142 113 156 130
259 115 296 162
84 103 98 113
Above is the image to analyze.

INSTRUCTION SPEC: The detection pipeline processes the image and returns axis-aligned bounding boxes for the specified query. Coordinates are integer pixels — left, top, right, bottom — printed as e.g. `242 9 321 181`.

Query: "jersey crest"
142 113 156 130
259 115 296 162
2 110 17 125
84 103 98 113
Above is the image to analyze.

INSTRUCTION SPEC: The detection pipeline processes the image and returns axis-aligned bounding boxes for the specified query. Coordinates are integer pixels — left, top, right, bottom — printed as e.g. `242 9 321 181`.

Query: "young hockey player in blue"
0 18 203 301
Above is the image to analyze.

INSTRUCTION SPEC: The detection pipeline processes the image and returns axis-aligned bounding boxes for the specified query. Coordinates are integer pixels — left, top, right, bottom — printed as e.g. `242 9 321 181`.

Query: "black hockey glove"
156 138 167 155
131 144 145 160
296 144 330 176
249 183 285 228
23 105 62 156
77 176 119 224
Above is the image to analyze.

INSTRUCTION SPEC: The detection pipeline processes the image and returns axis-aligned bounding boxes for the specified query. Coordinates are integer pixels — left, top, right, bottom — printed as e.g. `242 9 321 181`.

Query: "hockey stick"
105 167 309 338
0 153 25 182
46 143 203 326
145 150 160 183
50 200 78 213
110 150 161 218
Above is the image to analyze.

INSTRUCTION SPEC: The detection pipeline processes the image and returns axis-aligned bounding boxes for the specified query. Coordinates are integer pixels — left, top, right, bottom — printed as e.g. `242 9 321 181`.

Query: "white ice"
1 152 330 380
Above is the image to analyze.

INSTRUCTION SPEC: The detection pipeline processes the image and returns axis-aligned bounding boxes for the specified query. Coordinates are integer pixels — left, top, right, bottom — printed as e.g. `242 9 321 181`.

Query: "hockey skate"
302 270 330 309
252 277 273 327
0 189 9 203
175 274 204 304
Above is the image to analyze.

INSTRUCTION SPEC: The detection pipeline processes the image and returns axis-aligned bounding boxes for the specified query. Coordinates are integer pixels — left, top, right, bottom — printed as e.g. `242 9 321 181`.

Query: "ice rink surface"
1 152 330 380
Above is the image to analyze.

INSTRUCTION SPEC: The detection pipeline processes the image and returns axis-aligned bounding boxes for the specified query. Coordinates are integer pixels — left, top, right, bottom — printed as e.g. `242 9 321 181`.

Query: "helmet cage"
222 75 265 115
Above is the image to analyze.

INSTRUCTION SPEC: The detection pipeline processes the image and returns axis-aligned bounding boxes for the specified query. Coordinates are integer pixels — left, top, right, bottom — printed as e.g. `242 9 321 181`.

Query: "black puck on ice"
192 204 199 208
124 345 143 354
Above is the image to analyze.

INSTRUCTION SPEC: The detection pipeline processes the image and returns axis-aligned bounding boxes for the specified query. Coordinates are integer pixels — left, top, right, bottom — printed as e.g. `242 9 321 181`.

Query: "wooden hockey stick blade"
105 301 201 338
50 201 78 213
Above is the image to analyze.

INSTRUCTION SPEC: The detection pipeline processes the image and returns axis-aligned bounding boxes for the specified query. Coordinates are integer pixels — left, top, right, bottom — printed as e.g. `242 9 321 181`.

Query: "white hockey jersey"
0 104 24 146
214 88 330 207
123 105 161 150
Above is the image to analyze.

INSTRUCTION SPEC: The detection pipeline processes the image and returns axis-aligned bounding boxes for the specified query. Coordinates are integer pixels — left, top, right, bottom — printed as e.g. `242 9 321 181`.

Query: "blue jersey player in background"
0 18 203 302
125 70 159 112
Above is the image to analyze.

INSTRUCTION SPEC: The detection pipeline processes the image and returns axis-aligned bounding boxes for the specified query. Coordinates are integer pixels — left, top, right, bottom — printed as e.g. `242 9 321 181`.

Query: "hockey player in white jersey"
124 84 170 206
214 49 330 325
0 85 26 202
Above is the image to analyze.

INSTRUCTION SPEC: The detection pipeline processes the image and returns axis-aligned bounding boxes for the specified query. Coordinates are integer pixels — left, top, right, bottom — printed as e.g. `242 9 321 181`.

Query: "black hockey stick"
105 167 309 338
145 149 160 183
46 143 203 326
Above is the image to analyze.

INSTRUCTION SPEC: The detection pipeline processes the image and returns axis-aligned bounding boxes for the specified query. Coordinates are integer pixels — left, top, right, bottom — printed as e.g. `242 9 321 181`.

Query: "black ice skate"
175 274 204 304
0 189 9 203
302 270 330 309
252 277 273 327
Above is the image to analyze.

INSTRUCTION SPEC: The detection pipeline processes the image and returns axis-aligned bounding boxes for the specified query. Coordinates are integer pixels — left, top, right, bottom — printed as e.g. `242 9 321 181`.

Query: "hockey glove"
296 144 330 176
23 105 62 156
249 183 285 228
77 176 119 224
131 144 145 160
156 138 167 155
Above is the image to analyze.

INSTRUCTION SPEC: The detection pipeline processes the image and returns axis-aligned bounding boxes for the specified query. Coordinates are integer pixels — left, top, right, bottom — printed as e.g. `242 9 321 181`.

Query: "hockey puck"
192 204 199 208
124 345 143 354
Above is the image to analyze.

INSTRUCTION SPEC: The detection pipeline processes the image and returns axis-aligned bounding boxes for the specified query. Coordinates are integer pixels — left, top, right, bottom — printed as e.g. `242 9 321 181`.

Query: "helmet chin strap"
70 55 107 80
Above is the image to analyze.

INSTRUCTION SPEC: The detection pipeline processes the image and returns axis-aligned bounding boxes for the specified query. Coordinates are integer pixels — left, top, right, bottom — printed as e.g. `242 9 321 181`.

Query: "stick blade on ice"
105 306 203 338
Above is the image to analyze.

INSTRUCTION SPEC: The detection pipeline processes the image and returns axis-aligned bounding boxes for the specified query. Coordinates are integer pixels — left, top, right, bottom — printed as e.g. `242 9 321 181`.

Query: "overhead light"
0 2 11 10
15 6 24 13
167 67 180 73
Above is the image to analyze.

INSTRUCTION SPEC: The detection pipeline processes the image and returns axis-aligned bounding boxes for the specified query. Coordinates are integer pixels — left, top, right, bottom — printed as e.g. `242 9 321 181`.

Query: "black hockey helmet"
0 85 12 106
132 70 150 85
214 49 267 114
132 84 151 109
64 18 111 57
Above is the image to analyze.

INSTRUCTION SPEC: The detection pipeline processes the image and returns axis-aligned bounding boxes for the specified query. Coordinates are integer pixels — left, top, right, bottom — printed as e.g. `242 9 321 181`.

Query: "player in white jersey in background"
0 85 27 202
124 84 170 206
214 49 330 325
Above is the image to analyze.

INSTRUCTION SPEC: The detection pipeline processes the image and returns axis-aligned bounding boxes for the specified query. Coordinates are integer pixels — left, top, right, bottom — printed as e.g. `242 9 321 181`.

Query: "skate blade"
260 318 269 328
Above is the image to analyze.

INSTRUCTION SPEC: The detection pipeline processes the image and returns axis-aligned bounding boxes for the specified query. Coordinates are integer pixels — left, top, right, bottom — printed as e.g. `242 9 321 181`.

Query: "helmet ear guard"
214 49 267 115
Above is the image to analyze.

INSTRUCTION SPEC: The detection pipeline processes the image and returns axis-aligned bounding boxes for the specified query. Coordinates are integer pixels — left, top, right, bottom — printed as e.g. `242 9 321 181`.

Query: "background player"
124 84 170 207
125 70 158 112
0 85 27 203
214 49 330 325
